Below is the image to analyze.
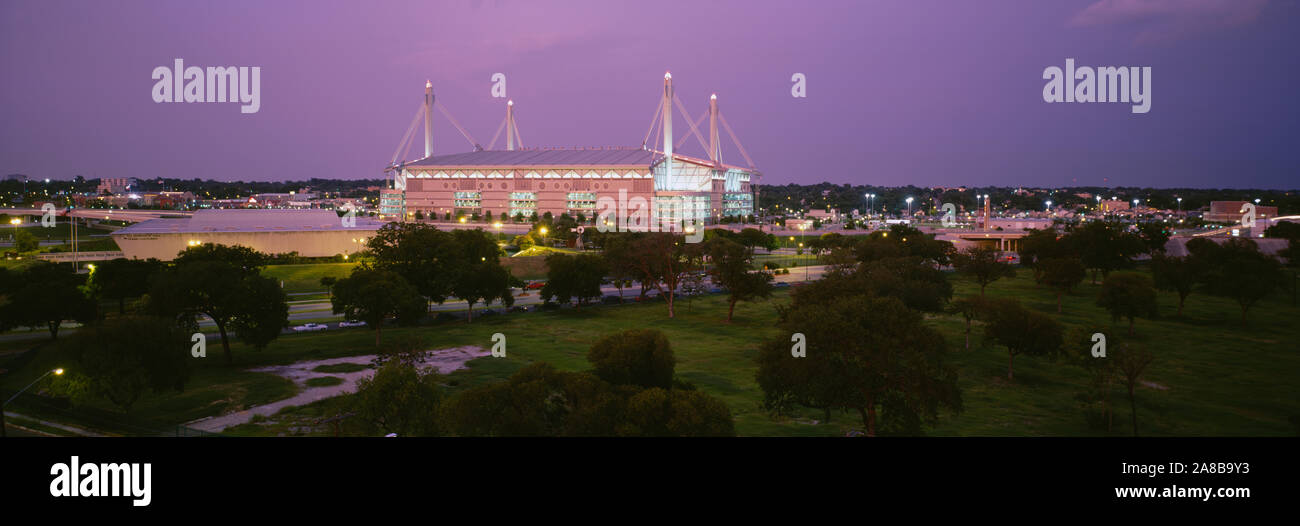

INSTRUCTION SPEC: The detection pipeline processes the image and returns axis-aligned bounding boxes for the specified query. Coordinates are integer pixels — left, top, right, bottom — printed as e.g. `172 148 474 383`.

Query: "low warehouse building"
111 209 383 261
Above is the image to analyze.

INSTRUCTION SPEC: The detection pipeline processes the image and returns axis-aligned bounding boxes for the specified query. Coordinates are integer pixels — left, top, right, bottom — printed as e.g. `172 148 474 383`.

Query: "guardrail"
36 251 124 262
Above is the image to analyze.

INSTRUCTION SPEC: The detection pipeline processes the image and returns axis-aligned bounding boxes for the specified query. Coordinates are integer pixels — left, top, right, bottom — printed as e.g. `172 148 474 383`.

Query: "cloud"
1069 0 1269 43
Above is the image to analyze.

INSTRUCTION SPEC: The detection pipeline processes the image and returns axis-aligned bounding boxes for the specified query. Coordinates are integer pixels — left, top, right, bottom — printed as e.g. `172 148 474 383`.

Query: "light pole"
1176 197 1182 213
1045 200 1052 215
1 368 63 437
493 221 503 243
798 222 809 280
905 197 914 219
539 226 548 247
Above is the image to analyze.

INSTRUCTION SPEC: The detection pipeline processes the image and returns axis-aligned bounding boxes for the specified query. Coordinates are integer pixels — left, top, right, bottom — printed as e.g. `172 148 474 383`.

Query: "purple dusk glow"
1 0 1297 189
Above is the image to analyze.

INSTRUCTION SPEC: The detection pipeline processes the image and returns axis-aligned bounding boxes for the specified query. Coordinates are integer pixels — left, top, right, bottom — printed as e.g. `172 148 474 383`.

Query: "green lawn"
4 263 1297 437
262 263 358 293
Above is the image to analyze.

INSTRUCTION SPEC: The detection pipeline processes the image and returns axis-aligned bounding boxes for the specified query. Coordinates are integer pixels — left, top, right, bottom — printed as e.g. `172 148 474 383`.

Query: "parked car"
509 305 530 313
775 281 791 288
338 320 367 328
602 295 622 304
525 281 546 290
292 323 328 332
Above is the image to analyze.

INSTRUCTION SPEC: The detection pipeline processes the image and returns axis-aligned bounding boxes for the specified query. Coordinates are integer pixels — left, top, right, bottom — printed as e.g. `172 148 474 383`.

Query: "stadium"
380 73 759 225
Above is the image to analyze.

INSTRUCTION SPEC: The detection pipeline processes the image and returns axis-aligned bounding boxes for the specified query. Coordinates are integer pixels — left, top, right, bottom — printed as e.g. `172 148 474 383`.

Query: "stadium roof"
404 147 753 173
406 147 657 168
112 209 383 235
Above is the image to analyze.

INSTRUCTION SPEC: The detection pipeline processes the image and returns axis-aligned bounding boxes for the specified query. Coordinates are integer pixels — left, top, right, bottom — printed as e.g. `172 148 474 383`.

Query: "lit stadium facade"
381 73 757 225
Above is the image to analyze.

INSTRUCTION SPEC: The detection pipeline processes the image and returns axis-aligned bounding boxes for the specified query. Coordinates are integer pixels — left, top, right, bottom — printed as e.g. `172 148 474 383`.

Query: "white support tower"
423 80 434 158
709 93 721 165
662 71 674 188
506 99 516 150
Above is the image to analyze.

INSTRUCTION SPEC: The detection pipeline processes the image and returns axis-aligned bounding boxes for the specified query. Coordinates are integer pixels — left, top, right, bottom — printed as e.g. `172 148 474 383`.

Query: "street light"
1 368 63 437
1176 197 1182 212
493 221 503 242
905 197 914 218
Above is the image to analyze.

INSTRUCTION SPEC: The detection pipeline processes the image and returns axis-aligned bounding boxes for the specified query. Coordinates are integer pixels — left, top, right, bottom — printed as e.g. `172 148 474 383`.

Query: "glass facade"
509 191 536 217
566 192 596 211
453 191 481 209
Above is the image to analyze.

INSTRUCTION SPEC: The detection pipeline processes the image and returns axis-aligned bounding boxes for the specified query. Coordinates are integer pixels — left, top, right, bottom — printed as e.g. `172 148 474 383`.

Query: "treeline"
1 244 292 411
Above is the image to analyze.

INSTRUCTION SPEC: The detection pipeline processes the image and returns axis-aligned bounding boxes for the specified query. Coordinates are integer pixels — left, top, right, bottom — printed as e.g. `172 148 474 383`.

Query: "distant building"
987 218 1054 231
805 209 840 222
112 209 382 261
1205 201 1279 223
3 174 28 182
1099 199 1130 213
97 177 137 194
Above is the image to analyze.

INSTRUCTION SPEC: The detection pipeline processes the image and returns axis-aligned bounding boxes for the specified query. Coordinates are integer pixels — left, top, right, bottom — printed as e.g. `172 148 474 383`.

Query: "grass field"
262 263 358 293
3 263 1297 436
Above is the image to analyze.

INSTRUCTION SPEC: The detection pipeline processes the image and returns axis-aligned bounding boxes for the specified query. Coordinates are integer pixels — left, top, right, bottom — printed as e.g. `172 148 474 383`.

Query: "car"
602 295 622 304
292 323 328 332
338 320 367 328
525 281 546 290
509 305 530 313
775 281 791 288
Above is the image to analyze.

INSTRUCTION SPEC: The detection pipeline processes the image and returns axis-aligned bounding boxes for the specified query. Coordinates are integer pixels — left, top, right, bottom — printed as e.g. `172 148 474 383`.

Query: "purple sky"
2 0 1297 189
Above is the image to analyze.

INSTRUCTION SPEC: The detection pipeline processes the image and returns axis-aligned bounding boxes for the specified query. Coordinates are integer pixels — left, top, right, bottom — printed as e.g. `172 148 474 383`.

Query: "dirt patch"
186 346 489 432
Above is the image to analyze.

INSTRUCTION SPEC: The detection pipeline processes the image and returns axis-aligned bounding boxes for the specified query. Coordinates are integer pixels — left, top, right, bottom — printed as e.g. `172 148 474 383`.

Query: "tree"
1039 257 1086 312
1150 253 1200 316
0 262 97 339
1136 222 1171 255
13 228 38 252
707 238 774 322
455 261 514 321
65 315 191 411
1192 237 1283 323
148 245 287 364
1018 228 1070 282
1112 343 1154 436
443 363 621 436
619 388 734 436
982 298 1063 380
350 360 445 436
230 275 290 351
365 222 456 305
946 295 984 350
755 295 961 436
1063 220 1143 284
331 267 426 346
587 329 676 389
628 232 694 318
951 245 1016 296
86 258 165 311
320 276 337 298
1066 325 1119 432
440 229 514 321
1096 271 1158 336
738 227 776 256
600 232 643 301
541 253 608 309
